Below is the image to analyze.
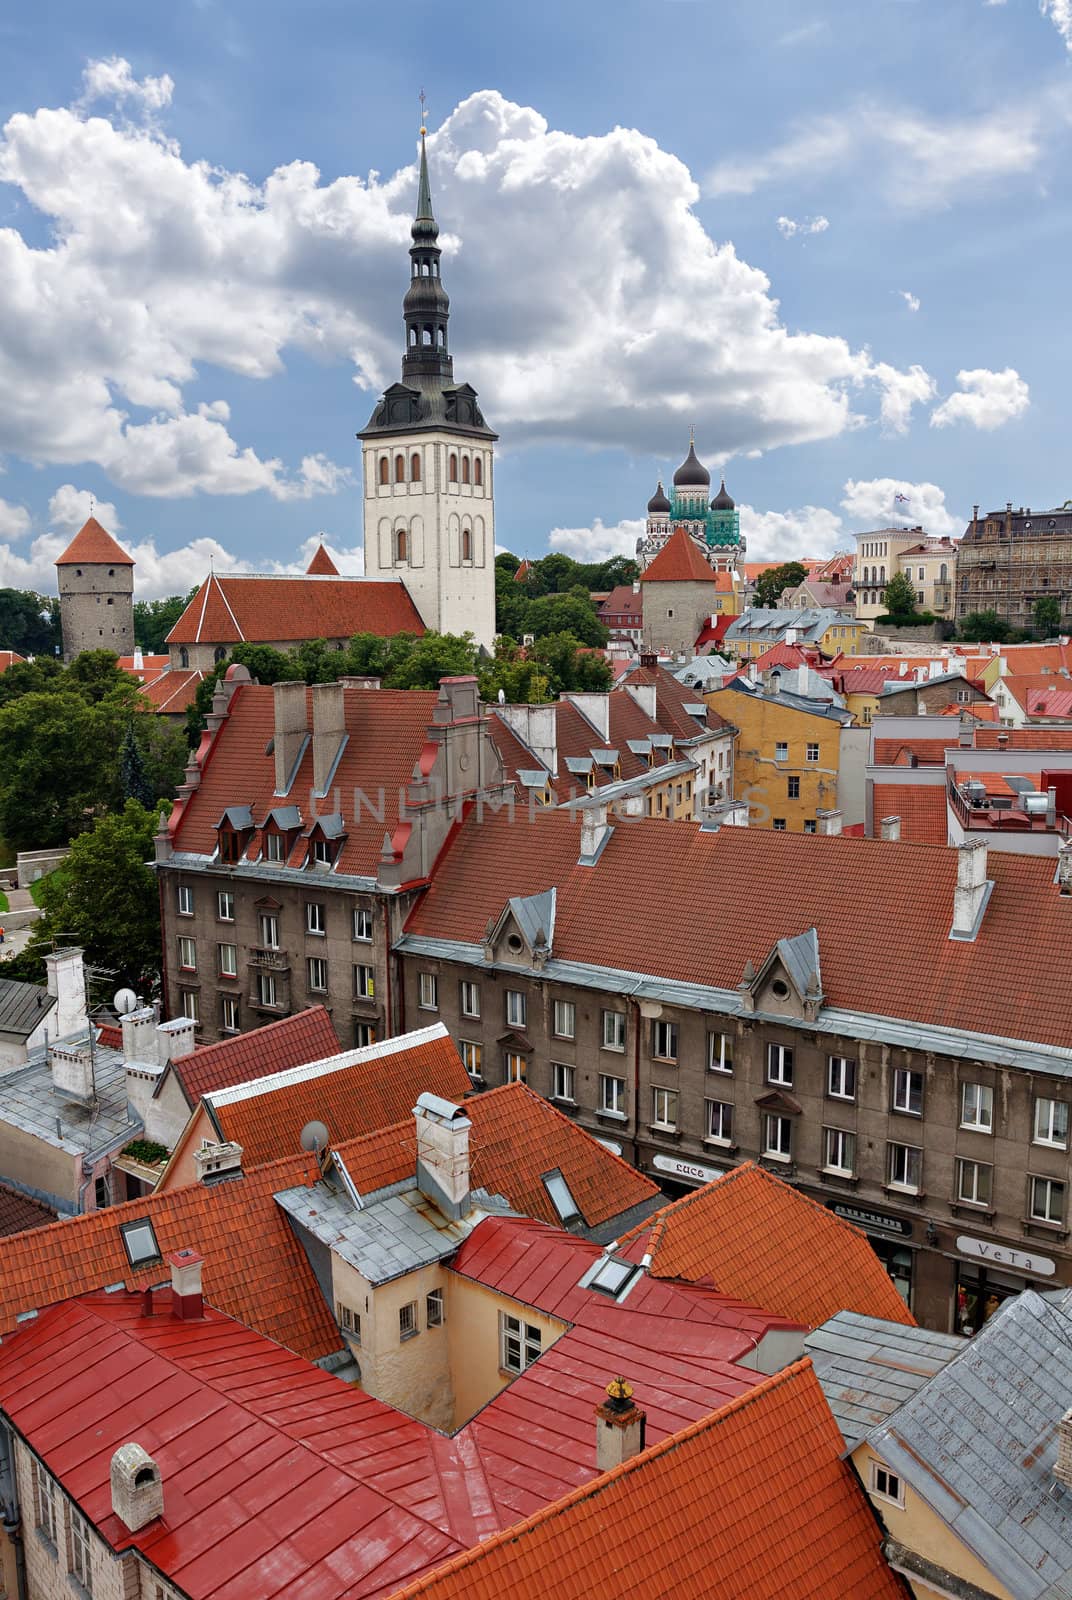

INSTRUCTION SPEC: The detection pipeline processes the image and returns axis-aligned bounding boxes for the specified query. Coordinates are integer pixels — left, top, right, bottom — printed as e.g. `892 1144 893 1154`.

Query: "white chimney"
579 801 613 865
797 663 809 696
414 1092 471 1221
595 1378 647 1473
785 627 798 646
950 839 991 941
156 1016 196 1065
273 680 309 795
496 703 558 776
879 815 901 841
816 810 843 836
50 1040 95 1105
311 680 347 796
110 1444 164 1533
1055 1407 1072 1488
194 1140 244 1184
1057 840 1072 897
564 692 610 742
121 1006 157 1064
43 948 87 1039
624 681 658 721
132 646 144 673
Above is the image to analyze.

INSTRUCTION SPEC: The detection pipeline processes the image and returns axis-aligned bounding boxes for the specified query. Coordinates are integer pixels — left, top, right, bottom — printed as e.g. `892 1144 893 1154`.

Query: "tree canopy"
881 571 920 619
133 590 197 653
494 550 623 644
0 589 61 657
958 609 1014 643
1033 596 1063 637
752 562 808 609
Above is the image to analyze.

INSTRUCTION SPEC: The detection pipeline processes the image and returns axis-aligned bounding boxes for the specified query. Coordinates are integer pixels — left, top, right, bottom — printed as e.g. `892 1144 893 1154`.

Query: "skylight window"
119 1217 161 1267
586 1254 641 1299
541 1168 582 1226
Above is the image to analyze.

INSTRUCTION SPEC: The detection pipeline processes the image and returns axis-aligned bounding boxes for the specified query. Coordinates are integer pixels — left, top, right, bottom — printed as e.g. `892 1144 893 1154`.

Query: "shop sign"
826 1201 912 1238
955 1236 1055 1277
594 1137 623 1157
652 1153 725 1186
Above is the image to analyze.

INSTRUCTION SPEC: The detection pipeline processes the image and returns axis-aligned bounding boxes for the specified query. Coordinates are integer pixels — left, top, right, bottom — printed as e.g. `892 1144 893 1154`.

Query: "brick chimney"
168 1247 204 1320
879 815 901 842
311 680 347 796
273 681 308 796
816 810 842 836
414 1093 471 1221
595 1377 647 1473
950 839 992 941
110 1444 164 1532
1055 1408 1072 1490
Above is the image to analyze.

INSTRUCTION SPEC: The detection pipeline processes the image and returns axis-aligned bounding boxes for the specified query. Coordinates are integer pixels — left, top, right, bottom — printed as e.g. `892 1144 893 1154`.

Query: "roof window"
585 1253 642 1299
119 1217 161 1267
541 1168 582 1227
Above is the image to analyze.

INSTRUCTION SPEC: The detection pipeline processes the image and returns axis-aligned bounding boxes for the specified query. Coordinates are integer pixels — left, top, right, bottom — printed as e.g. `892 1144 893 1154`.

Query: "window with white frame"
399 1301 418 1340
552 999 576 1039
32 1456 58 1546
600 1074 625 1116
506 989 527 1028
217 889 234 922
705 1099 733 1145
307 956 328 993
177 885 194 916
178 936 197 971
707 1032 733 1073
218 942 237 977
306 901 326 935
806 743 820 762
767 1043 794 1087
257 972 277 1007
828 1056 856 1100
352 906 373 941
888 1142 922 1193
1030 1175 1065 1225
354 1021 376 1048
552 1061 575 1102
426 1288 444 1327
180 990 199 1023
869 1462 904 1507
337 1302 361 1343
265 832 285 862
221 995 240 1033
774 741 789 761
652 1019 678 1061
1034 1098 1069 1148
312 837 333 866
960 1082 993 1133
69 1505 93 1593
956 1158 993 1207
892 1068 923 1116
651 1087 678 1130
601 1009 626 1051
823 1127 856 1177
259 913 279 949
500 1311 541 1374
764 1114 792 1160
460 980 480 1018
353 964 375 999
418 972 439 1010
504 1051 526 1084
460 1040 482 1078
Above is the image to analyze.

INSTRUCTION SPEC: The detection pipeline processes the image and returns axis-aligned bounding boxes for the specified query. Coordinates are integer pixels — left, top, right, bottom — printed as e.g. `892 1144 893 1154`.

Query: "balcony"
947 776 1072 838
249 947 290 970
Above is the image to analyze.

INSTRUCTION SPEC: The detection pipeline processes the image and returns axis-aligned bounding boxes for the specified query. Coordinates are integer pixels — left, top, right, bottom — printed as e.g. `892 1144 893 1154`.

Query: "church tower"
54 516 135 662
359 126 497 649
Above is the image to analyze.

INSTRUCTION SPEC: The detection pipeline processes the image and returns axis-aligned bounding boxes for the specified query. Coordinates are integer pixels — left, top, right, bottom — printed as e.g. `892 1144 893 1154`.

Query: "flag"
894 492 910 505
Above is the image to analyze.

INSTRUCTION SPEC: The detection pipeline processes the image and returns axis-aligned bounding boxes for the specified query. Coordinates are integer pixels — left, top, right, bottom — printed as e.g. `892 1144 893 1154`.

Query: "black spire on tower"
402 125 453 384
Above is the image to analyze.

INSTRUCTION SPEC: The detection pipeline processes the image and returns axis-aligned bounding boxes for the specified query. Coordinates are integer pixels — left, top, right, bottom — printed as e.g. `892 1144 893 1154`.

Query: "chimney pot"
595 1377 647 1473
414 1093 471 1221
879 815 901 842
816 809 843 837
110 1444 164 1533
168 1247 204 1320
950 839 991 941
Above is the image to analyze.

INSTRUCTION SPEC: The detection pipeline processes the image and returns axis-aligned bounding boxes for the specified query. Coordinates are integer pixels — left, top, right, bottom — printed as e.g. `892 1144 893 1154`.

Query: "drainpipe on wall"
0 1422 28 1600
383 897 398 1040
630 996 642 1169
157 872 170 1021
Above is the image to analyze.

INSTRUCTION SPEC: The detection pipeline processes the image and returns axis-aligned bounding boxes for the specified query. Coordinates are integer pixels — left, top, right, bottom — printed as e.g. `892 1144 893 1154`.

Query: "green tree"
0 589 61 656
120 722 155 807
133 590 197 653
881 571 919 619
66 649 143 708
958 609 1012 643
0 656 66 709
382 631 478 689
1033 596 1063 637
523 589 609 647
753 562 808 609
0 693 118 849
23 801 165 993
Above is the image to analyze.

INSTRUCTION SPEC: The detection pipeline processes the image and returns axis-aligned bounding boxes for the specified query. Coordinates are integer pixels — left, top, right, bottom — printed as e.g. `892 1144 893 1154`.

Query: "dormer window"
306 814 346 869
215 805 254 864
313 838 335 866
265 832 285 862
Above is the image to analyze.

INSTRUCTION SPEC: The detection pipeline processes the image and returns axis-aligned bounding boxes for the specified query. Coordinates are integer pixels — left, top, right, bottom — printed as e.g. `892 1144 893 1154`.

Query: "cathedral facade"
636 438 744 575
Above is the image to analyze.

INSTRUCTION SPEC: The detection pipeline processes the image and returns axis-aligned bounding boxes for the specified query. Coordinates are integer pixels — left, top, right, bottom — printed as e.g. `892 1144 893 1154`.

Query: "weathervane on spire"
419 87 427 137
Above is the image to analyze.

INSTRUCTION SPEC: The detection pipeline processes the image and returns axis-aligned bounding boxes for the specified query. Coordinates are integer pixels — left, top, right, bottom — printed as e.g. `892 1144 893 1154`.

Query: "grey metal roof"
776 928 821 997
265 804 302 830
725 607 854 645
0 1039 141 1163
722 677 853 724
868 1289 1072 1599
0 978 55 1041
805 1310 960 1450
309 812 346 840
517 769 551 789
564 756 594 776
559 761 694 809
508 888 556 952
214 804 254 830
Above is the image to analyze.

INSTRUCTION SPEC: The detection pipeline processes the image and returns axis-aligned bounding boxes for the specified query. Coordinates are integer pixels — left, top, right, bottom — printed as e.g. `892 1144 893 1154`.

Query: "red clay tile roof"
170 681 446 875
752 642 823 671
0 1292 464 1600
598 583 643 620
386 1359 904 1600
137 666 206 713
166 572 424 645
205 1025 472 1168
54 516 134 567
640 528 719 584
0 1146 336 1355
623 660 729 738
976 726 1072 750
404 808 1072 1047
872 736 951 766
336 1082 658 1230
0 1181 57 1237
0 650 27 673
620 1162 914 1328
305 541 340 575
170 1005 341 1104
871 781 949 844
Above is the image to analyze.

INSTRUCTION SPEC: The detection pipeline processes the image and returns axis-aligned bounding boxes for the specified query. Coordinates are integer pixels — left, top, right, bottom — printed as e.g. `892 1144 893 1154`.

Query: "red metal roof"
137 666 207 714
171 1005 341 1104
166 572 424 645
54 516 134 567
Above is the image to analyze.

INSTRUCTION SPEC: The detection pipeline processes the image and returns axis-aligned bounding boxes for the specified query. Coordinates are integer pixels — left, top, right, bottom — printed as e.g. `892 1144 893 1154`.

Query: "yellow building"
704 681 851 832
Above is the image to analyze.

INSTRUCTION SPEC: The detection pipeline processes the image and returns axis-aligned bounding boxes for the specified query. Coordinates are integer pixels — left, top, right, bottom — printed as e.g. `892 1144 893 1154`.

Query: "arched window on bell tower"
411 452 421 482
474 457 483 487
462 456 470 485
379 456 389 486
395 453 406 483
462 526 472 563
396 527 408 564
449 453 458 483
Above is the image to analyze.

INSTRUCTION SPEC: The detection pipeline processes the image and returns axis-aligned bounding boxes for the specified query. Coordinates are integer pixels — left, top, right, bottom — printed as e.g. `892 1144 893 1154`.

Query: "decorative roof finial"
419 86 427 138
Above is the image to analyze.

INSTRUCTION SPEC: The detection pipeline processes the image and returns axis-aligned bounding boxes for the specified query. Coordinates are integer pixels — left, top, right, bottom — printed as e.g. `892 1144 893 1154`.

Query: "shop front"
952 1236 1057 1338
825 1200 916 1308
648 1150 732 1199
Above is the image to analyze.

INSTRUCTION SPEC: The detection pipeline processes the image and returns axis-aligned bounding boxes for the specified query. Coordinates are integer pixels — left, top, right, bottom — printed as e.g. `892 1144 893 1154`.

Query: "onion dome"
647 480 671 514
711 478 735 512
673 439 710 489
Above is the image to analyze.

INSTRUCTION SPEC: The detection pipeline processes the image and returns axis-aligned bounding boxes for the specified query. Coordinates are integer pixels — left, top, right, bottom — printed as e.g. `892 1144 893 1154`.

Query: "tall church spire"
402 122 452 385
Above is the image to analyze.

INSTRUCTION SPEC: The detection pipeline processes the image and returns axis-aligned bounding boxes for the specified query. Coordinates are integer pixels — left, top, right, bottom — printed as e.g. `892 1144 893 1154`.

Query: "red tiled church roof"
640 528 719 584
171 1005 341 1104
54 516 134 567
305 541 340 575
137 667 206 714
166 572 424 645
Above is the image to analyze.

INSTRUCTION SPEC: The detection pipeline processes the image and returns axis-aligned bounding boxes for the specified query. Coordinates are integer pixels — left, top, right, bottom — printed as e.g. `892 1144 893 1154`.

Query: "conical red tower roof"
640 527 718 584
306 543 339 576
54 517 134 567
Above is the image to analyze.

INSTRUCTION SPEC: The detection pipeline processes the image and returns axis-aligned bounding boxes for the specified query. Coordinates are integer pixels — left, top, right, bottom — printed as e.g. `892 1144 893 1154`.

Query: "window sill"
399 1329 420 1343
461 1014 481 1024
884 1185 924 1203
1032 1140 1069 1153
34 1528 57 1560
890 1109 923 1120
600 1044 627 1055
305 929 326 938
552 1037 576 1046
217 971 239 983
958 1125 993 1137
704 1138 737 1153
762 1152 792 1165
707 1066 734 1077
417 1006 439 1014
1022 1217 1069 1240
826 1094 856 1106
551 1097 578 1116
650 1125 680 1140
351 995 377 1009
651 1058 679 1068
597 1109 628 1124
821 1168 858 1185
950 1201 995 1222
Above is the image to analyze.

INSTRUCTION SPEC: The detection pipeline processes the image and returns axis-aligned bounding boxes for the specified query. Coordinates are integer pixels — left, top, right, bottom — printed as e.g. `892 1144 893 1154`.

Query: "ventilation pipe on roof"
110 1444 164 1533
168 1247 204 1321
414 1092 471 1221
595 1378 647 1474
311 680 347 797
273 681 308 796
816 810 842 836
950 839 992 941
958 714 975 749
879 815 901 842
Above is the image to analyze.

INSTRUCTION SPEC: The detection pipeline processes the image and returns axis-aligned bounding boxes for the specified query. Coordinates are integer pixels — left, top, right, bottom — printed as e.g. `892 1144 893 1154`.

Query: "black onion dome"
647 479 671 514
711 478 735 511
673 440 710 488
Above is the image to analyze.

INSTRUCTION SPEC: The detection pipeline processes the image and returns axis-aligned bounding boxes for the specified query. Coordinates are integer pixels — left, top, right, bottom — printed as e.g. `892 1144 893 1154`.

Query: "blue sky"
0 0 1069 594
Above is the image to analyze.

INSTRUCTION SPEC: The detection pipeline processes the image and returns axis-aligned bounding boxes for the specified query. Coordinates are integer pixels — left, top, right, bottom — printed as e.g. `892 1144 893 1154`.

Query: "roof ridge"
206 1022 451 1108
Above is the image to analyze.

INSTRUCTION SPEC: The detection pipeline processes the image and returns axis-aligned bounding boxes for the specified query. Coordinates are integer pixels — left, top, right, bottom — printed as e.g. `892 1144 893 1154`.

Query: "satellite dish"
300 1120 330 1156
114 988 138 1016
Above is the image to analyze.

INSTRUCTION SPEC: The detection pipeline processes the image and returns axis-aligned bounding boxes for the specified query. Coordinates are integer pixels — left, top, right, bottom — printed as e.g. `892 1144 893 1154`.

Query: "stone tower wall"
58 562 135 661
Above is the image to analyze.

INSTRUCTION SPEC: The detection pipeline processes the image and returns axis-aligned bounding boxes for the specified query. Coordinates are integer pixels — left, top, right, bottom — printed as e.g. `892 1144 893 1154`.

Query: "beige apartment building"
854 528 957 621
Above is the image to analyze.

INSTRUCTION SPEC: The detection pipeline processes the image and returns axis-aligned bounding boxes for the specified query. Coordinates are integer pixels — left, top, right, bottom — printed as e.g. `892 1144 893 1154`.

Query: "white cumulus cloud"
776 214 830 239
0 498 31 539
1042 0 1072 51
48 484 121 533
898 290 921 312
930 367 1030 430
548 517 645 562
738 504 845 562
841 477 959 537
870 362 938 434
78 57 174 115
